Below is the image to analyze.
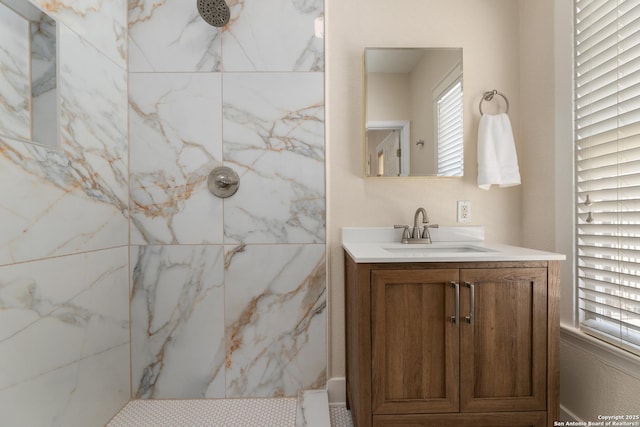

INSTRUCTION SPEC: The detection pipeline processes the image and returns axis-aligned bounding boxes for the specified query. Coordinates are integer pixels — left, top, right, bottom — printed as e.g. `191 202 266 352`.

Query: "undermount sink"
383 244 496 255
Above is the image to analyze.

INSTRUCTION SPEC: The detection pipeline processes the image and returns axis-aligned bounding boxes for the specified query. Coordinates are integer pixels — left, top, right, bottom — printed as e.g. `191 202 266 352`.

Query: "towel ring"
479 90 509 115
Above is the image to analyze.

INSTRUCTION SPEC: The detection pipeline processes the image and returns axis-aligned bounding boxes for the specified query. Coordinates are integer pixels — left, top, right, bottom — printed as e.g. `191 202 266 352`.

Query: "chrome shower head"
197 0 230 27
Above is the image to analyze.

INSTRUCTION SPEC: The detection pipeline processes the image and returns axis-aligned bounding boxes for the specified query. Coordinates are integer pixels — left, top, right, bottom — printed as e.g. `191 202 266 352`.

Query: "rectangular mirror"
0 0 58 147
364 47 463 177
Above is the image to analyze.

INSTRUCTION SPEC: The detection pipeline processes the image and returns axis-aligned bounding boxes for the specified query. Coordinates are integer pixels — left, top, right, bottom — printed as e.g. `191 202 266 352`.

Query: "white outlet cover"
457 200 471 223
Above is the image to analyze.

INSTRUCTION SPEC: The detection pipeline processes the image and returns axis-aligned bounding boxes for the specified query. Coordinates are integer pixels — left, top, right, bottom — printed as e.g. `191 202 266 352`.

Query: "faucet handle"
394 225 411 243
421 223 438 240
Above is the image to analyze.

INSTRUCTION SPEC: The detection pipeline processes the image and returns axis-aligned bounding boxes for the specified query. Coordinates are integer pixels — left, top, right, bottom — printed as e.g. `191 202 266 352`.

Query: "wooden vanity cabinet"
344 254 560 427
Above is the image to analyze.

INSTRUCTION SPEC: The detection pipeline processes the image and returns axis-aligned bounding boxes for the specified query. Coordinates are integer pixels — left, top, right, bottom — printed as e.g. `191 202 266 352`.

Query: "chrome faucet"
395 207 439 244
412 207 428 239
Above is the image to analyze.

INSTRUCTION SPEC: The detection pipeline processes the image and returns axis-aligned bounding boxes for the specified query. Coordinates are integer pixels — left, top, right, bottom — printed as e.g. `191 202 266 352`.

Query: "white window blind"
575 0 640 356
436 79 464 176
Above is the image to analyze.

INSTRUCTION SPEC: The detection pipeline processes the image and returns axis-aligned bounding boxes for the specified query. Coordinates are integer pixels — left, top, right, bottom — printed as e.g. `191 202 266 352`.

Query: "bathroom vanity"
343 227 564 427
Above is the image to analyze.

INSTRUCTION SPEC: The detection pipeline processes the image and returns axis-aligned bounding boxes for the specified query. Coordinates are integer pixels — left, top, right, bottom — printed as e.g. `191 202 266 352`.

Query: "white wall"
520 0 556 252
367 73 411 121
327 0 523 382
560 330 640 421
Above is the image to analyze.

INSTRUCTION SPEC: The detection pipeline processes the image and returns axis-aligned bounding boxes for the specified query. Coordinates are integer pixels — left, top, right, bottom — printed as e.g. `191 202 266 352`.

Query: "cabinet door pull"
450 281 460 324
464 281 475 324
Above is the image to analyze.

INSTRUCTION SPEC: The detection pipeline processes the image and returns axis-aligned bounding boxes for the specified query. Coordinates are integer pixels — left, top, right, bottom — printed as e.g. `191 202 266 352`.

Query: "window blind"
436 79 464 176
575 0 640 356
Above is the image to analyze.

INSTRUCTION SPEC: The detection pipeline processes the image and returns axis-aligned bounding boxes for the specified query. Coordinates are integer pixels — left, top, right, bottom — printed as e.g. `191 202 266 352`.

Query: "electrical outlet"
457 200 471 223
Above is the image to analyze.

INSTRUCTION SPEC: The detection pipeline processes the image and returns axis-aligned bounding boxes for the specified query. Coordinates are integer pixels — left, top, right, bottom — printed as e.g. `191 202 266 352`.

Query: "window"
575 0 640 356
434 65 463 177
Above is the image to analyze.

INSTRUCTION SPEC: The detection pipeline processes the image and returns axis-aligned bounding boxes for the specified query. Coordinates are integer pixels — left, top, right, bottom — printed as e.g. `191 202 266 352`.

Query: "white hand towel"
477 113 521 190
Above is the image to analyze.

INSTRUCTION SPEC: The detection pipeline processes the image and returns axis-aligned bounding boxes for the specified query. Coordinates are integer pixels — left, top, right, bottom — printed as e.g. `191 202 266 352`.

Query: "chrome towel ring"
479 90 509 115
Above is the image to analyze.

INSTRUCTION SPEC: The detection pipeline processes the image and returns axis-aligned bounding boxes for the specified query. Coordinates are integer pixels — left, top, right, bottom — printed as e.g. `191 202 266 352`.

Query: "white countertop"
342 227 566 263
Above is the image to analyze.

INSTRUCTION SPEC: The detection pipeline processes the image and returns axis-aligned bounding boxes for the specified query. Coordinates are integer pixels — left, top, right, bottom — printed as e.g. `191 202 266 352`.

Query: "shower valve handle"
208 166 240 198
216 174 237 188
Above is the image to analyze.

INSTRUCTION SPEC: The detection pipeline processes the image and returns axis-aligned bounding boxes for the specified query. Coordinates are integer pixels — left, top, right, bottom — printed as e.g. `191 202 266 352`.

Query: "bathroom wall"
127 0 326 399
329 0 640 417
560 331 640 420
519 0 557 253
0 1 129 426
327 0 523 388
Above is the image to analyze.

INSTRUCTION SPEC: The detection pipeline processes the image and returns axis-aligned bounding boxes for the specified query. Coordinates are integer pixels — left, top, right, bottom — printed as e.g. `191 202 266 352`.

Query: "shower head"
197 0 230 27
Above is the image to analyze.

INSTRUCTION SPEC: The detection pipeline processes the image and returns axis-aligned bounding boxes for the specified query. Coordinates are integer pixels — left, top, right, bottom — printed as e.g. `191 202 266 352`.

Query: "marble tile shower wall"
0 0 324 423
128 0 326 399
0 1 129 426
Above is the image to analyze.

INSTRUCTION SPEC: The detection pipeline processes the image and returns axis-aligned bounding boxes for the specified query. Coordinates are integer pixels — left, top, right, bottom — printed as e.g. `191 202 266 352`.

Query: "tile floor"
329 405 354 427
107 398 298 427
106 397 354 426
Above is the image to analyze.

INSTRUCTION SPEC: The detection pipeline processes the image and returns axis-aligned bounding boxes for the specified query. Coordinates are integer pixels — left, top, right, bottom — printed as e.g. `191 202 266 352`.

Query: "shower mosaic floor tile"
329 405 354 427
107 398 298 427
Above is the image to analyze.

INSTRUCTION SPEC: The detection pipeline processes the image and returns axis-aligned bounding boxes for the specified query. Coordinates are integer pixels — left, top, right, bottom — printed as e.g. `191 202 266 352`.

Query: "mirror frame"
363 47 464 178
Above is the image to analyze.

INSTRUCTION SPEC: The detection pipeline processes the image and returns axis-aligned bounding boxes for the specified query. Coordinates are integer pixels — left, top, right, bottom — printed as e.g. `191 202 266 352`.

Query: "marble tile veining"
224 244 326 397
31 0 127 67
128 0 222 72
0 3 31 141
0 25 128 266
59 25 128 205
30 12 57 101
223 73 325 244
2 0 328 419
222 0 324 72
131 245 226 398
125 0 327 402
296 389 331 427
30 11 58 147
129 73 223 245
0 248 130 427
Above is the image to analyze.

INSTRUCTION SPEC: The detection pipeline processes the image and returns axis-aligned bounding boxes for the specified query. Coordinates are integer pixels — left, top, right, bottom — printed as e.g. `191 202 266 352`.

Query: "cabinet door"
372 269 460 415
459 268 548 413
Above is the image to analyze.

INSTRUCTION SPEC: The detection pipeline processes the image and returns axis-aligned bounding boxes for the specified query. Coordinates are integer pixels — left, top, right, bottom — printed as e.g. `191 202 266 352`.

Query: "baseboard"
326 377 346 404
329 376 583 421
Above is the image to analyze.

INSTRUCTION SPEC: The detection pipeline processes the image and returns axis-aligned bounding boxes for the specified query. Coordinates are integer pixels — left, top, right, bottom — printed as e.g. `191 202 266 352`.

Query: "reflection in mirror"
0 0 58 147
364 48 463 177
